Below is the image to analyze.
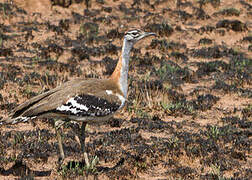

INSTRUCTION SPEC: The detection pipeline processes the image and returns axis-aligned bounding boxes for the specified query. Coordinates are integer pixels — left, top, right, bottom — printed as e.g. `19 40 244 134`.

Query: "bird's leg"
56 127 65 163
79 122 90 167
80 122 87 152
54 120 65 164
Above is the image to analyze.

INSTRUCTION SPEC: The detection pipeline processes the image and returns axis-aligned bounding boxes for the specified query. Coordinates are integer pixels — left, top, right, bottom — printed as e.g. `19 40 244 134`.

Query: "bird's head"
124 29 156 43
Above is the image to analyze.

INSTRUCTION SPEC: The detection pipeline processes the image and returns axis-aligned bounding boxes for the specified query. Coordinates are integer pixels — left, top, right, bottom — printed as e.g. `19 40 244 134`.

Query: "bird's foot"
57 158 66 171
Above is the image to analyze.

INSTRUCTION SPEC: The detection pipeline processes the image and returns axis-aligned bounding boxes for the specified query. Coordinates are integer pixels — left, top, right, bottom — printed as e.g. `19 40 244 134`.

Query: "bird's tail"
0 116 32 126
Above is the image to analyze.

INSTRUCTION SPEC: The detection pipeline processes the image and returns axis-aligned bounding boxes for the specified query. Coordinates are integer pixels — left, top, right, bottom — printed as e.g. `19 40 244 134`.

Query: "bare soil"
0 0 251 179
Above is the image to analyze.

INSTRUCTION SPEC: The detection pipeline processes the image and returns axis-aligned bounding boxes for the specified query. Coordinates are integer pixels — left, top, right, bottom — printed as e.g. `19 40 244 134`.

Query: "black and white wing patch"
56 94 121 117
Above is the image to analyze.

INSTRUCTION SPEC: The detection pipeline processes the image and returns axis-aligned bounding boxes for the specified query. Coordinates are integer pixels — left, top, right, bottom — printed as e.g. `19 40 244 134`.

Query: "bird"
0 28 156 167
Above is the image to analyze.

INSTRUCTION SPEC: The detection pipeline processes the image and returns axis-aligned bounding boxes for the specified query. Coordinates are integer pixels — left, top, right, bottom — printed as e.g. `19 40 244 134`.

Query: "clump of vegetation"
198 0 221 8
155 62 180 79
216 19 247 32
150 39 186 52
145 23 173 37
58 156 99 178
196 60 228 77
0 48 13 56
214 8 240 16
170 52 188 62
192 94 220 111
161 101 194 115
242 104 252 119
249 45 252 51
199 38 213 45
192 46 225 58
154 60 194 87
242 36 252 43
80 22 99 41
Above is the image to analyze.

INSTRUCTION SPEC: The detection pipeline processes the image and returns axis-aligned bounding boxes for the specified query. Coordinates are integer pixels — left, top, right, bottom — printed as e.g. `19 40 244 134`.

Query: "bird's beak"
137 32 156 41
144 32 156 37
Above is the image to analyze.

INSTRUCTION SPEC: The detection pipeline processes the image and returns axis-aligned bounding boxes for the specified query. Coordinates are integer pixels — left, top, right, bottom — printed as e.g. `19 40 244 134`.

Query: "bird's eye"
132 32 138 36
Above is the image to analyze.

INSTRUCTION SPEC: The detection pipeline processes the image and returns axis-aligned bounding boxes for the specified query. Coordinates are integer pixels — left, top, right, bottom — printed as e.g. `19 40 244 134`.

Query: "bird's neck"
110 39 133 97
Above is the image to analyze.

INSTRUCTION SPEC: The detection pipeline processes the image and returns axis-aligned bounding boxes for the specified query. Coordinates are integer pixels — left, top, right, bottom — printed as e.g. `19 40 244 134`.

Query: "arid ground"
0 0 251 179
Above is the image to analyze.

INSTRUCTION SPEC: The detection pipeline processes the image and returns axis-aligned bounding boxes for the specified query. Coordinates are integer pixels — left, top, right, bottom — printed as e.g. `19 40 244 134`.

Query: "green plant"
80 22 99 39
167 136 179 149
85 155 99 173
210 163 221 177
155 63 179 80
0 36 3 46
219 8 240 16
232 47 242 55
242 104 252 118
1 5 7 19
159 40 172 51
161 101 194 114
128 99 151 118
58 163 68 177
207 126 221 140
58 156 99 177
31 56 40 63
135 161 147 170
233 57 252 70
210 163 231 180
198 0 220 7
23 85 33 96
245 104 252 111
59 161 85 177
13 132 24 145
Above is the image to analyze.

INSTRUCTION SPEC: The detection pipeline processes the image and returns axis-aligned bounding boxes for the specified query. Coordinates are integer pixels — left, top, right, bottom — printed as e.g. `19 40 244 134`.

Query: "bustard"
0 29 156 166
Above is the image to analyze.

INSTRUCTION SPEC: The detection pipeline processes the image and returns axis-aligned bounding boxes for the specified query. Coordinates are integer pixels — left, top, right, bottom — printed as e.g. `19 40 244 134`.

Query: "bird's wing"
1 79 124 124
